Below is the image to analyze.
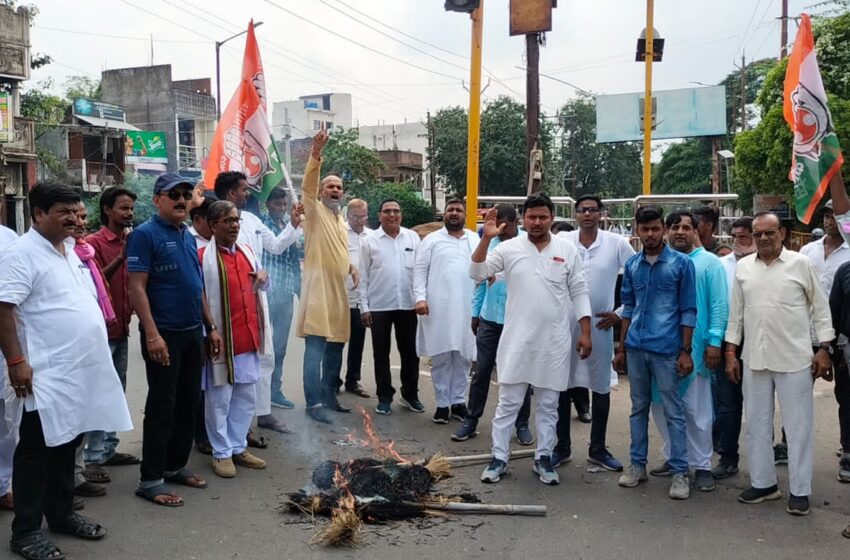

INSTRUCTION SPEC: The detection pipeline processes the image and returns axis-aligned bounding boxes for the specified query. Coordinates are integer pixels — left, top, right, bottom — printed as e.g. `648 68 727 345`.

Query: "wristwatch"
207 323 218 332
819 343 833 354
680 346 692 355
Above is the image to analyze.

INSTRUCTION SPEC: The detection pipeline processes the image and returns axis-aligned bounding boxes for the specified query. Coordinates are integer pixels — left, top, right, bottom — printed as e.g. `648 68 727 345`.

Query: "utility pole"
780 0 789 58
526 33 541 194
711 137 722 194
426 110 437 210
641 0 655 196
464 2 484 231
739 54 747 132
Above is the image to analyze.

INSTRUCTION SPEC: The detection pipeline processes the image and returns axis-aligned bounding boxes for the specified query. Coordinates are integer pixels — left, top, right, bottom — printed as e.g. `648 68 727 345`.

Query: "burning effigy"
285 408 545 547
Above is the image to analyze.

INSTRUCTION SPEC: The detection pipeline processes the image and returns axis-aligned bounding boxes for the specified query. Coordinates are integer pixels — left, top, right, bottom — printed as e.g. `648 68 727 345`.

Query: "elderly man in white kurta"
414 199 478 424
0 182 132 557
0 223 19 512
473 194 592 486
554 195 634 472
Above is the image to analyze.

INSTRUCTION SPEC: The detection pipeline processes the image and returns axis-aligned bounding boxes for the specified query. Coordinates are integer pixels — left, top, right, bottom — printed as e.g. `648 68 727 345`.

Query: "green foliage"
814 12 850 99
652 138 714 195
84 175 157 231
431 106 468 196
20 80 69 129
720 57 776 133
64 75 101 101
556 95 643 199
321 128 385 187
346 182 435 230
478 97 529 196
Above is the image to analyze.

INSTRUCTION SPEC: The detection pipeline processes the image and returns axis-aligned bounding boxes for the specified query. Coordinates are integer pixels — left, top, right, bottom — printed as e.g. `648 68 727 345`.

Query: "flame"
358 406 407 463
333 465 356 510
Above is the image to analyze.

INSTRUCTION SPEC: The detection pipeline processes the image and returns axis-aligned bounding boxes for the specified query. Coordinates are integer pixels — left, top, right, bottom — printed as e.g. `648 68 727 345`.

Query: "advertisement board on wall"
125 131 168 164
0 92 13 143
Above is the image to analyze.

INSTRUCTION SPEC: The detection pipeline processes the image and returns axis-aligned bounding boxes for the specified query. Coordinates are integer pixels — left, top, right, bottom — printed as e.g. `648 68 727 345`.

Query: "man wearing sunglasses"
127 173 223 507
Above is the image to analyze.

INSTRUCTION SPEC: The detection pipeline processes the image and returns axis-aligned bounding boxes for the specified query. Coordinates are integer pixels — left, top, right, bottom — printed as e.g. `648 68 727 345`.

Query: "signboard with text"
0 92 12 143
72 98 126 122
754 194 792 219
125 131 168 164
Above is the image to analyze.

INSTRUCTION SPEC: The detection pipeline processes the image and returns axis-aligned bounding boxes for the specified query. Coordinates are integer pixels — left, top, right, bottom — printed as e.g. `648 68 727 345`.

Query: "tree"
652 138 714 194
555 94 643 199
719 57 776 134
430 105 469 196
64 75 101 101
346 181 435 229
320 128 385 187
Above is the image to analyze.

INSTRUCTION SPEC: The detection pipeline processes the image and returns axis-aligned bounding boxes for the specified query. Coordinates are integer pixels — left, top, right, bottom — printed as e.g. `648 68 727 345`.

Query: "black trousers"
836 347 850 452
140 327 204 482
194 391 208 445
713 359 743 465
12 411 82 538
343 307 367 389
371 309 420 403
466 318 531 428
556 390 611 452
566 387 590 414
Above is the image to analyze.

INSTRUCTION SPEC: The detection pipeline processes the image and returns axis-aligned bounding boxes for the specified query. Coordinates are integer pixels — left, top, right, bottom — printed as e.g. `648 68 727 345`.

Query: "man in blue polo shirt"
127 173 223 507
614 206 697 501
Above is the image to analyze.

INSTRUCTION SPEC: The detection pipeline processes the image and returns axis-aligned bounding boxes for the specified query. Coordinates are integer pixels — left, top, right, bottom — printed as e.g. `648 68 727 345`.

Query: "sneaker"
375 401 392 416
400 396 425 413
650 461 673 477
432 407 450 424
588 447 623 472
838 453 850 483
694 469 716 492
450 404 468 421
738 485 782 504
786 494 810 516
271 394 295 409
774 443 788 465
515 425 534 446
451 422 478 442
669 473 690 500
233 451 267 469
618 464 648 487
551 448 572 468
533 456 560 485
481 458 507 483
212 457 236 478
711 460 739 480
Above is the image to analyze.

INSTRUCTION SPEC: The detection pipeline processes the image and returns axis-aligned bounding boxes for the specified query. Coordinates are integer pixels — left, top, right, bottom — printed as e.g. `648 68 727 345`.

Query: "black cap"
154 173 194 194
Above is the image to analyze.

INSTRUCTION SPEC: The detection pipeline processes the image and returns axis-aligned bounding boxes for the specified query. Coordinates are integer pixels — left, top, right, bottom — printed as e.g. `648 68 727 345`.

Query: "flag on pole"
783 12 844 224
204 21 291 203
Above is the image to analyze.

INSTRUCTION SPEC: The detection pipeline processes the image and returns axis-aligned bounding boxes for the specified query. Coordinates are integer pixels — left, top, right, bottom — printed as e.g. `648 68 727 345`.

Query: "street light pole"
464 2 483 231
215 21 264 121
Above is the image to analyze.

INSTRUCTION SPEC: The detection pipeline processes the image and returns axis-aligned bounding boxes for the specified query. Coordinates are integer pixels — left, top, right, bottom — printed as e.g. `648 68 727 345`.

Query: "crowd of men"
1 126 850 558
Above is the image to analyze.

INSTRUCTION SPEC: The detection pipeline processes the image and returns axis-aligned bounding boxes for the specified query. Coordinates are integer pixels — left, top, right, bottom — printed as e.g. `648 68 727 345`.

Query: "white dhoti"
254 353 274 417
743 365 813 496
492 383 559 462
205 382 258 460
431 351 469 408
650 374 714 470
0 398 14 495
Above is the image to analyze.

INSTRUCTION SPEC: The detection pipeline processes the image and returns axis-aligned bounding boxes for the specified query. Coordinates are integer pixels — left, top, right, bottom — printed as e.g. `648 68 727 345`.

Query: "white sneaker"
618 464 648 488
669 473 690 500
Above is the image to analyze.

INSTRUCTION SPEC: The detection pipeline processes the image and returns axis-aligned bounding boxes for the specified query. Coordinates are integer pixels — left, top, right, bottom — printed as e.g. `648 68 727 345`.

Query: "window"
325 122 334 130
313 120 322 130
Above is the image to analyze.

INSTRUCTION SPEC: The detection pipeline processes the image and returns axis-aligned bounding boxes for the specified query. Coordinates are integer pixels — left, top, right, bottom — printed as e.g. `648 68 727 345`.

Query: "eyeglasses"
752 230 779 238
576 207 600 215
164 190 193 201
381 209 401 215
221 217 242 226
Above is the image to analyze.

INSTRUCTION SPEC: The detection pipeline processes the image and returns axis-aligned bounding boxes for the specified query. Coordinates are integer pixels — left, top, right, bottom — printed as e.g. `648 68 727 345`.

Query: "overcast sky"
28 0 812 127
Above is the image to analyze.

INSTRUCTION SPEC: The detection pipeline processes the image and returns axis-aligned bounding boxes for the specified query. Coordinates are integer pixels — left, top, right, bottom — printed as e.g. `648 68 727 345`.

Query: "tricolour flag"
783 12 844 224
204 21 290 203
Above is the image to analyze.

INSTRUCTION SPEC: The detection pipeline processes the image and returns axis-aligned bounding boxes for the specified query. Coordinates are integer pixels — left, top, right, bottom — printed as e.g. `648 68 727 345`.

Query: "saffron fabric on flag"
204 21 289 203
783 12 844 224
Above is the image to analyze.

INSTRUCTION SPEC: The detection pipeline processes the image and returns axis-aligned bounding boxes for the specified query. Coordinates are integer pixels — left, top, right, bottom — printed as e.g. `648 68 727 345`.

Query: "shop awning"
75 115 141 131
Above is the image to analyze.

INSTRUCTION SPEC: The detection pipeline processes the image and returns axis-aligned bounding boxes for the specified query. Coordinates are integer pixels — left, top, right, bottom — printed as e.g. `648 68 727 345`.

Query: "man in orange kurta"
296 129 359 424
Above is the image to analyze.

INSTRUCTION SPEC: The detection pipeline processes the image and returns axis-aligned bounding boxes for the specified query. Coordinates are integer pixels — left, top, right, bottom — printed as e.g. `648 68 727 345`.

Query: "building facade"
272 93 352 141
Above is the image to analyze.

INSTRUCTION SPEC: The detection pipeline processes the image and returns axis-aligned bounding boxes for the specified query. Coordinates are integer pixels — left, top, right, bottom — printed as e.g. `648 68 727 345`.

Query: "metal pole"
780 0 789 58
465 1 484 230
215 41 222 121
427 110 438 210
641 0 654 196
526 33 541 194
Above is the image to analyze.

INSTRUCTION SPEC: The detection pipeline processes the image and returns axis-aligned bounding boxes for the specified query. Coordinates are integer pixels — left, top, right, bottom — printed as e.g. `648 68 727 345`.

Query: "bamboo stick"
441 449 536 466
414 501 546 516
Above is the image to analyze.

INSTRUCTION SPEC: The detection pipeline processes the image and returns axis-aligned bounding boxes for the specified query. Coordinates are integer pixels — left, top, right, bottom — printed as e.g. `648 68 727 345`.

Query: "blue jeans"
303 335 344 408
626 349 688 474
84 337 128 464
269 294 295 401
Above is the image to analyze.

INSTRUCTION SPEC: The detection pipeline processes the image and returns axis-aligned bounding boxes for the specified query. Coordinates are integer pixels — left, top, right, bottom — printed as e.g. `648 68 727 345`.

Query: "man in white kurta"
472 194 592 486
0 223 19 511
414 199 478 424
0 182 132 551
555 195 634 471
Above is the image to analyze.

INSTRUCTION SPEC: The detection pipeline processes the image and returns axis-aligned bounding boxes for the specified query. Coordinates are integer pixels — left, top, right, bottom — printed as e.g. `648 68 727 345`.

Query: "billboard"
754 194 792 220
125 131 168 164
0 92 12 143
72 98 126 122
596 86 727 143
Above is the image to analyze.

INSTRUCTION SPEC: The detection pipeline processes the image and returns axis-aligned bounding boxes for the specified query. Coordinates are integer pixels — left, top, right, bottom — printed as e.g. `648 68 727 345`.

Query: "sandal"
73 481 106 498
47 513 106 540
100 452 140 466
134 484 184 507
82 464 111 484
165 468 208 489
10 532 65 560
0 491 12 511
247 430 269 449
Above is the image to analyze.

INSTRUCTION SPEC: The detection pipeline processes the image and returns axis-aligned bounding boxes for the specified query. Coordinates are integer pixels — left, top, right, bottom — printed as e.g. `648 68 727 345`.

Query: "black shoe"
649 461 673 477
452 421 478 442
738 485 782 504
345 384 371 398
787 494 810 516
433 407 450 424
577 411 592 424
306 406 333 424
587 447 623 472
711 460 739 480
694 469 716 492
774 443 788 465
324 400 352 413
450 404 468 421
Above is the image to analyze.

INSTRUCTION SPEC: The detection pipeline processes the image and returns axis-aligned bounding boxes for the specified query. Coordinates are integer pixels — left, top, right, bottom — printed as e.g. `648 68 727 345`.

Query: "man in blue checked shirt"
614 206 697 501
451 205 532 445
261 187 303 411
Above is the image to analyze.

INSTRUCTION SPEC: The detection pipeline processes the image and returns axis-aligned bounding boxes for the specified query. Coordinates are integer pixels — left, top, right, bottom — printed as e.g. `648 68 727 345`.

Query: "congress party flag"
783 12 844 224
205 20 290 203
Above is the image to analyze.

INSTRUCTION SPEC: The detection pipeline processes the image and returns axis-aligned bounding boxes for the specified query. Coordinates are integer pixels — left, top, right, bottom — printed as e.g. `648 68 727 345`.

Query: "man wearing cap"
800 199 850 482
127 173 223 506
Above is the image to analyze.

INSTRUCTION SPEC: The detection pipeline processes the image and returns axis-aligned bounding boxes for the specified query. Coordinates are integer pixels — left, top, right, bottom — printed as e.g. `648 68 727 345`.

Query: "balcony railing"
4 117 35 157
